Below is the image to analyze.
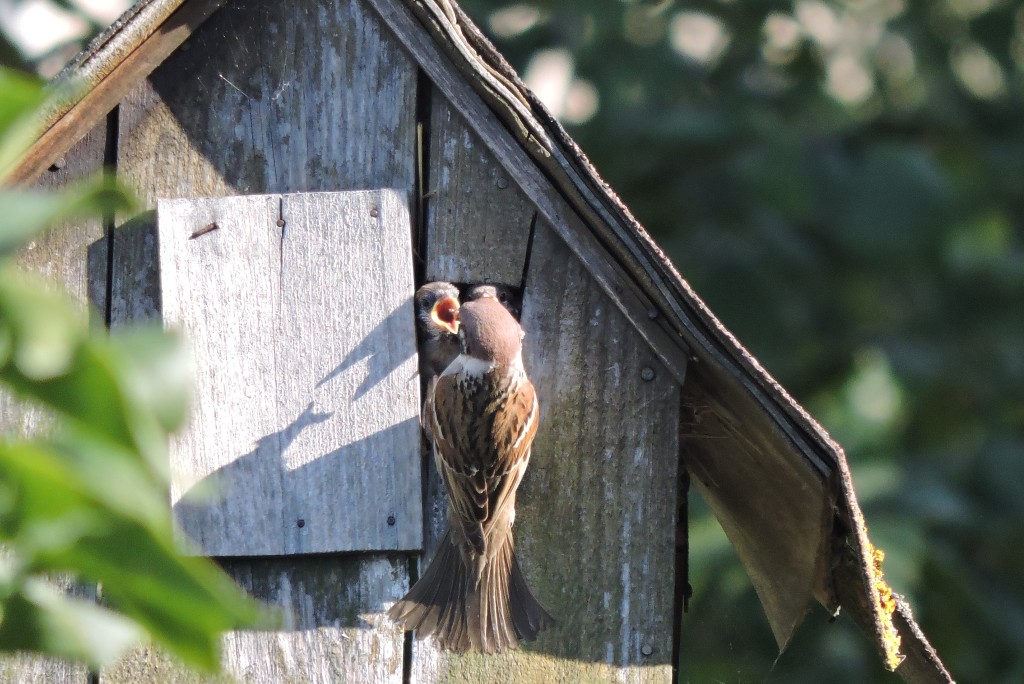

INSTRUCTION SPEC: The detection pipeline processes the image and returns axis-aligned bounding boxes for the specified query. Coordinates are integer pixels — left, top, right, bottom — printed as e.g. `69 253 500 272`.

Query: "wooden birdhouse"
5 0 952 682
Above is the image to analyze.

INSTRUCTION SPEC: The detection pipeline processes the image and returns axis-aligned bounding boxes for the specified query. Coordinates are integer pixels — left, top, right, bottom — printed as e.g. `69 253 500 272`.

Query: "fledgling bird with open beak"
414 281 461 379
414 282 461 441
389 293 553 652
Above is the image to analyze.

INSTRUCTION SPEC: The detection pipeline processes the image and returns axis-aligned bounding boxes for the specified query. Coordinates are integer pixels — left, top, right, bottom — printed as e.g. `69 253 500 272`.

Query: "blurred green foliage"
0 66 265 671
4 0 1022 680
460 0 1024 681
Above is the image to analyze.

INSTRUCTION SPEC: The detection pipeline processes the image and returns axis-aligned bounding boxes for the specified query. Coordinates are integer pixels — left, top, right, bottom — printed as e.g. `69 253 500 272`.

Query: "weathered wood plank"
419 88 536 561
680 363 828 649
365 0 690 388
0 123 109 684
108 0 420 680
101 555 408 683
424 90 533 286
413 221 680 682
5 0 222 187
2 123 110 432
160 191 421 557
117 0 417 206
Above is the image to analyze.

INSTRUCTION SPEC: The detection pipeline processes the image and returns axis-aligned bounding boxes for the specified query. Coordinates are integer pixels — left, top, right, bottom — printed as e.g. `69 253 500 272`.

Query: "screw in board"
296 518 305 528
386 514 396 527
640 366 656 381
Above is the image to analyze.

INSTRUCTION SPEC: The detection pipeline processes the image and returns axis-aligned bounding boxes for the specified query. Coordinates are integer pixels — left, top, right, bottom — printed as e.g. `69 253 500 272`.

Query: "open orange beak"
430 295 460 335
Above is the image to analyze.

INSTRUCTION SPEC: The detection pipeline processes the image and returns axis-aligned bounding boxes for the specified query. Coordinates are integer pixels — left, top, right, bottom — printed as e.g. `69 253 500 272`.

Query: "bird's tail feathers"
387 529 553 653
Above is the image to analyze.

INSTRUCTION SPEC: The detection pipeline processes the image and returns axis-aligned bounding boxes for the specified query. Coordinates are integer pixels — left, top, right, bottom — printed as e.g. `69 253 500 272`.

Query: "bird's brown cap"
458 296 523 366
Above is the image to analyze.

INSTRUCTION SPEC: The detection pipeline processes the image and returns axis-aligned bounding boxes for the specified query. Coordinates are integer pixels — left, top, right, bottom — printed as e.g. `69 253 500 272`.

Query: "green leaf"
0 67 55 180
0 276 166 475
0 440 271 670
0 69 45 139
0 178 134 258
110 326 194 434
0 267 83 380
0 579 144 669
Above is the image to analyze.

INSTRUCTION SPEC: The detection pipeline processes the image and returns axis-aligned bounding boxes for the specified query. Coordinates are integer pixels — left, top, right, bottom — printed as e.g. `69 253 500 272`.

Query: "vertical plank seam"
102 105 120 330
413 68 433 285
517 209 538 296
405 68 434 684
90 103 122 684
671 400 692 684
276 195 287 552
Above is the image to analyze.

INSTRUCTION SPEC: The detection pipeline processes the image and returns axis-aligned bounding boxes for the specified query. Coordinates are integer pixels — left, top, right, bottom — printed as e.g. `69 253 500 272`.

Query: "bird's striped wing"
430 370 538 559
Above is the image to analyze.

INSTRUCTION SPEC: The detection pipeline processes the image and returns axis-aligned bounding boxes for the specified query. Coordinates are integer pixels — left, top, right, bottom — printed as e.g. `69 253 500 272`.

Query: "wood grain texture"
412 221 680 683
159 191 421 556
106 0 420 679
680 362 828 649
4 0 221 186
117 0 416 206
2 123 110 432
101 555 408 683
0 123 109 684
424 90 533 286
366 0 690 388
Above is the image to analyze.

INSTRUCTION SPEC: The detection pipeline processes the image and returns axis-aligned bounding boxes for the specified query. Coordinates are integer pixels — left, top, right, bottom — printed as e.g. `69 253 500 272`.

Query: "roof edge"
4 0 221 186
393 1 953 680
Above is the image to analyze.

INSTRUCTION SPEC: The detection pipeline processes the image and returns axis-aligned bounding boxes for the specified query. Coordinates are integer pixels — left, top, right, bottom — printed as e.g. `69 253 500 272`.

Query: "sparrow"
388 294 553 653
414 282 462 443
415 281 461 379
465 283 520 320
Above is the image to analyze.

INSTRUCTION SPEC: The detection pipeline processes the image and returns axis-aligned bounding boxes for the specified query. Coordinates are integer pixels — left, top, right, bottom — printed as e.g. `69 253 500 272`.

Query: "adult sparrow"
415 281 461 379
466 283 520 320
388 294 553 652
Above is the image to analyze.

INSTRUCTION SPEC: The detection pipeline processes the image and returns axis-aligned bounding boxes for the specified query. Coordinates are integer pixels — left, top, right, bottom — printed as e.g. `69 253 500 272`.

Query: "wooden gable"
4 0 952 682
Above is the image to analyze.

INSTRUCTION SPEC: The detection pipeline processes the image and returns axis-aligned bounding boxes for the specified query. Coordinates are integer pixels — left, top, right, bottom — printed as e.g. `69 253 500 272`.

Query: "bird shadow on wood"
316 297 418 400
173 401 417 630
172 401 333 549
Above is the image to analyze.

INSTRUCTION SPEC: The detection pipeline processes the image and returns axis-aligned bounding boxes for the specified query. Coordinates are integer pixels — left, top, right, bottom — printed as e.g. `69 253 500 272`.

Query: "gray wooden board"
117 0 417 205
424 90 533 286
100 555 407 683
113 0 418 321
412 221 680 683
680 362 827 649
159 190 421 557
0 123 109 684
105 1 419 680
365 0 690 388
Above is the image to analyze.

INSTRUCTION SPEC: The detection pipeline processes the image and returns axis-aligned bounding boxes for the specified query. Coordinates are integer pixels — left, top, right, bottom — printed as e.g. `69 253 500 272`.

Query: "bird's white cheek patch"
455 355 496 377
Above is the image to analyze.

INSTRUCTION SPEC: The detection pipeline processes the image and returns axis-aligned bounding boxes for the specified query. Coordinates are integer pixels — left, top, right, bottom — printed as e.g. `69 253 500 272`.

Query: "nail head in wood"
296 518 305 528
641 644 653 657
370 207 379 218
641 366 656 381
496 177 508 189
386 514 396 526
